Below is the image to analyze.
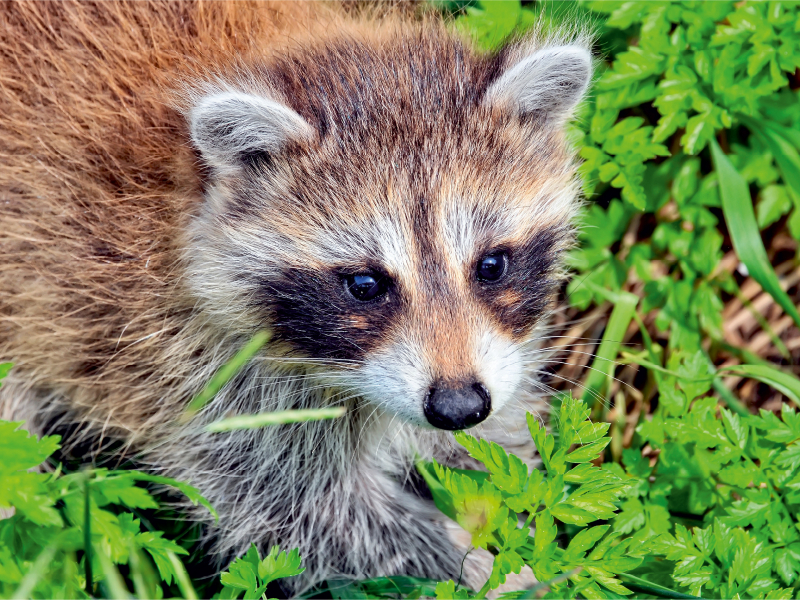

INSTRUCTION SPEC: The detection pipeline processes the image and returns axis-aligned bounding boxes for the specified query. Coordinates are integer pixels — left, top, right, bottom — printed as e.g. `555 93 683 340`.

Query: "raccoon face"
186 35 592 430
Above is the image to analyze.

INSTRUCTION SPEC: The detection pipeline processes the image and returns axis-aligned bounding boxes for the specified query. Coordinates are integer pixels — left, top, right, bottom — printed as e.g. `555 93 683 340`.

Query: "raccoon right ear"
189 91 313 173
485 44 592 124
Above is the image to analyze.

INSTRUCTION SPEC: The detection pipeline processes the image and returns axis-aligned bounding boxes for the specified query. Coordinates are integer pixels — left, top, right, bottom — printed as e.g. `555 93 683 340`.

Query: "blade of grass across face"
181 330 271 421
579 282 639 406
718 363 800 408
710 138 800 329
205 407 347 432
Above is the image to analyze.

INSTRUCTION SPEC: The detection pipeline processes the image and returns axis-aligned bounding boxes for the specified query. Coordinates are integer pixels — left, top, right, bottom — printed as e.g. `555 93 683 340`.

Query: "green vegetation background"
3 1 800 599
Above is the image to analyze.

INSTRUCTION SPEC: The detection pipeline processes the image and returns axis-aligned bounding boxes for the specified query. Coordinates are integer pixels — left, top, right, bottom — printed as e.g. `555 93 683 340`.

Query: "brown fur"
0 0 334 431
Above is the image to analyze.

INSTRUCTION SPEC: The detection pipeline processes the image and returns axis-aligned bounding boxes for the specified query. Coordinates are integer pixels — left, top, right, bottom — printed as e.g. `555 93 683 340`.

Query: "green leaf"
710 139 800 329
454 433 528 494
719 364 800 408
681 113 716 155
563 526 610 562
0 363 12 384
121 471 218 521
258 546 304 586
551 504 597 526
0 421 61 474
435 579 470 599
534 511 557 556
92 476 159 510
416 461 458 522
566 438 612 463
757 185 792 228
748 118 800 206
719 408 748 450
774 548 799 585
614 498 646 535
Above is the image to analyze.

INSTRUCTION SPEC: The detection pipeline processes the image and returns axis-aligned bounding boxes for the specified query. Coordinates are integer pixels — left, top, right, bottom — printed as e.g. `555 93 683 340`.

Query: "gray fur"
485 45 592 122
190 91 313 174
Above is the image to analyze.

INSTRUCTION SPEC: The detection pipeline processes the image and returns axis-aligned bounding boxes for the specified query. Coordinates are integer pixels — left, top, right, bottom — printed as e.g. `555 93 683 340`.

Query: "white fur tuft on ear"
189 91 313 173
485 45 592 123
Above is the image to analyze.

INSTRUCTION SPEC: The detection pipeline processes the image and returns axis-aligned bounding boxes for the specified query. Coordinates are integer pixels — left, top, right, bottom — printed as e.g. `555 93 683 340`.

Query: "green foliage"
218 545 304 599
428 394 639 599
0 418 209 598
567 0 800 357
607 384 800 598
0 414 308 600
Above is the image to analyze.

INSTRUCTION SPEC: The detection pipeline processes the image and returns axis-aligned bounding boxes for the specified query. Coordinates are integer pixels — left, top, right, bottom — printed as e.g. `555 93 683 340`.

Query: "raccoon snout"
423 382 491 430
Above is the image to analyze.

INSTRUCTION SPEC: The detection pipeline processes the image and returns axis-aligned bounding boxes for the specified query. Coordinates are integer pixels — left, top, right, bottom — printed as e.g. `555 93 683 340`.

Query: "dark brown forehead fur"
225 27 570 224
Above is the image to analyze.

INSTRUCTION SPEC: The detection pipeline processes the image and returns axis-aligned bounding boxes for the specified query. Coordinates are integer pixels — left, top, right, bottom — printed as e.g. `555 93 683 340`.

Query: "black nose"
423 382 491 430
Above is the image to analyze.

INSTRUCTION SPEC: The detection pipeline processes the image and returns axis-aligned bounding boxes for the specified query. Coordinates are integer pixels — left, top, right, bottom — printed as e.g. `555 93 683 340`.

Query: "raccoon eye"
343 272 389 302
476 251 508 283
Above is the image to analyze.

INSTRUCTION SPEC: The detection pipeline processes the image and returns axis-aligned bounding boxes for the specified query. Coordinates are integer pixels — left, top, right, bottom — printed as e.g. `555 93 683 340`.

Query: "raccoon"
0 0 591 593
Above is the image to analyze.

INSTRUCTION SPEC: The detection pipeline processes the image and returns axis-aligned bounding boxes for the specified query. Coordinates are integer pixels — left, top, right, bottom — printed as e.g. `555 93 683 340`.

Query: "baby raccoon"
0 1 591 593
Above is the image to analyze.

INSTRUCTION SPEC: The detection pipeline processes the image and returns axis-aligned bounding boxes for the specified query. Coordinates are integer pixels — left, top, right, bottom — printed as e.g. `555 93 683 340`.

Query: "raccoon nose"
423 382 491 430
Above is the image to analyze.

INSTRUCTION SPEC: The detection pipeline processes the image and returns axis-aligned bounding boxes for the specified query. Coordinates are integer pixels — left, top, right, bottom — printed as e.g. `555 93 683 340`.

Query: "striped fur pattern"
0 1 591 593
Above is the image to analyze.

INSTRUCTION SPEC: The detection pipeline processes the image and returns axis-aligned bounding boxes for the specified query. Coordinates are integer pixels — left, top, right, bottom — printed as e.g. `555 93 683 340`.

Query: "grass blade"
128 544 159 600
167 550 198 600
97 550 132 599
742 116 800 204
580 286 639 406
718 363 800 408
710 138 800 329
11 541 59 600
181 330 271 421
205 407 347 432
712 379 751 417
618 574 702 599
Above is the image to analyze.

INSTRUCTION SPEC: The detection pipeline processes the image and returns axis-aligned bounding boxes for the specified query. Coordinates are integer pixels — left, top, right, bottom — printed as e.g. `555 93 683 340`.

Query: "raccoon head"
185 30 592 431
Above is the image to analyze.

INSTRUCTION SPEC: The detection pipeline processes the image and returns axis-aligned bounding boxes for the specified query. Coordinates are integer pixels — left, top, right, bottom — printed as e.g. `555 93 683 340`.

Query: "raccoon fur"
0 1 592 594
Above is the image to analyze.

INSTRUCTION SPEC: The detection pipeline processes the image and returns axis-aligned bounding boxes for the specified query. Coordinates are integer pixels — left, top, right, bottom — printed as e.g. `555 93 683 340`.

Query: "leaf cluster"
0 417 220 599
608 387 800 598
425 394 639 599
218 545 304 600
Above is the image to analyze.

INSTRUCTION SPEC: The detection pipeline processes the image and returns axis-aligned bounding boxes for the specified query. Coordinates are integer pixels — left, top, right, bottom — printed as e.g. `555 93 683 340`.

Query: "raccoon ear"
485 45 592 124
189 91 313 172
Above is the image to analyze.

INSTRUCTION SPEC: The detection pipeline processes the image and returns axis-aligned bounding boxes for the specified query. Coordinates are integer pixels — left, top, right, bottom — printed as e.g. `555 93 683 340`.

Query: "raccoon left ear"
189 91 313 173
485 45 592 124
